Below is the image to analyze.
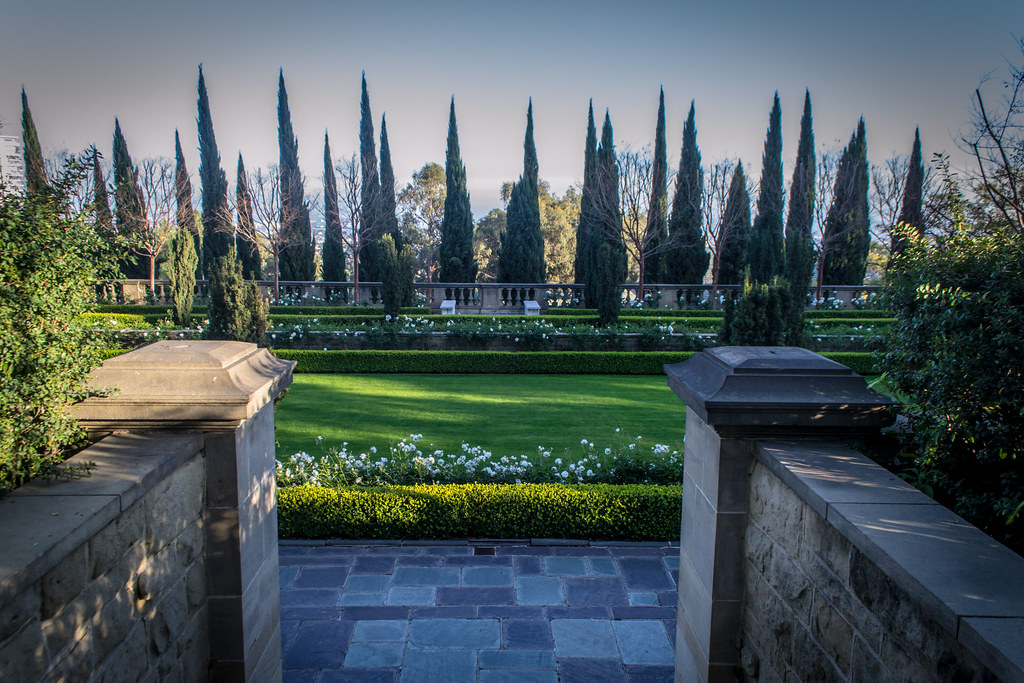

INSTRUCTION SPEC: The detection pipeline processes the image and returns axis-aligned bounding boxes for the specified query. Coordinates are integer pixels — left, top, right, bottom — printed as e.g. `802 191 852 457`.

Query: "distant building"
0 135 27 196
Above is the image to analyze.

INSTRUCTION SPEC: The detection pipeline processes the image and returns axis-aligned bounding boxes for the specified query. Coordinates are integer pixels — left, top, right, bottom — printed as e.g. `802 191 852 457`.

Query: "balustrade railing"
96 279 883 311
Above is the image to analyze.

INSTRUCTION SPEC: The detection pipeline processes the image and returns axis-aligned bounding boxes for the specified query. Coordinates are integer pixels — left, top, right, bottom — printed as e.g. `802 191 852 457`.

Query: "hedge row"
277 483 682 540
93 304 430 317
81 312 148 327
268 349 879 375
271 349 696 374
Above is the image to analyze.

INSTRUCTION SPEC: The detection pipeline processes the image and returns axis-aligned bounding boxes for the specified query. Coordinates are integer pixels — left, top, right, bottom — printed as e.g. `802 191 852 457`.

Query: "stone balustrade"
98 279 881 312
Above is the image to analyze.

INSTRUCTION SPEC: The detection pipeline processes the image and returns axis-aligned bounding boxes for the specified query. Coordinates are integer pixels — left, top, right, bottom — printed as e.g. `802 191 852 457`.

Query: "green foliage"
197 66 233 264
892 128 925 257
378 114 401 248
721 274 804 346
205 251 268 344
358 73 384 283
0 158 111 493
439 98 477 283
574 102 600 303
112 119 147 279
498 101 545 283
322 132 347 282
381 235 415 317
235 154 261 279
174 131 202 280
277 483 681 540
169 228 197 327
748 93 785 283
593 112 627 326
644 90 669 284
81 312 147 328
21 88 47 196
92 149 114 241
822 119 870 285
277 71 315 281
784 91 817 288
717 163 751 286
271 349 694 374
884 216 1024 549
666 102 709 284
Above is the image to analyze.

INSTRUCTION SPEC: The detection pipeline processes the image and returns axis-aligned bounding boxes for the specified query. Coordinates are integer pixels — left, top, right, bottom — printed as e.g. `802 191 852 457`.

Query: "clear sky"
1 0 1021 215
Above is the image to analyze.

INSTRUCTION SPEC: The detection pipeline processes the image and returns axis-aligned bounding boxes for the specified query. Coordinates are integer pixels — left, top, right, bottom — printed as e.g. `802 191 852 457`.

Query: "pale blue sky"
1 0 1020 214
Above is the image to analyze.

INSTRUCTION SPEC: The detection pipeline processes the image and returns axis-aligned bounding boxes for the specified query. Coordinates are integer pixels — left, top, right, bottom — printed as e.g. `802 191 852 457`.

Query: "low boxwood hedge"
80 312 148 327
277 483 682 540
93 304 430 317
271 350 696 374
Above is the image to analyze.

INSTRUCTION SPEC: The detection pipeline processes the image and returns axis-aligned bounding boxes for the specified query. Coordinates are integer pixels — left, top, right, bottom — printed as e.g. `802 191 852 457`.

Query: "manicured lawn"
274 374 685 459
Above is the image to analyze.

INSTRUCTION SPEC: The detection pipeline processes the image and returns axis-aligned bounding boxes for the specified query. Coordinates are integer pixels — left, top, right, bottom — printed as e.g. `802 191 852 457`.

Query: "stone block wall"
740 441 1024 682
0 434 208 683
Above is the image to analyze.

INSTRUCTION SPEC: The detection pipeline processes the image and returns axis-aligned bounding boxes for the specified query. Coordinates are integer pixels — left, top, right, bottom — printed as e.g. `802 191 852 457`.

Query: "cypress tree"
381 234 415 316
438 97 477 283
206 249 267 344
498 100 544 283
784 90 816 289
573 101 599 302
644 88 669 284
174 131 202 279
378 114 401 248
21 88 47 195
593 111 627 326
666 101 709 284
276 70 314 281
169 224 198 328
748 93 785 283
92 147 113 238
197 65 233 265
235 154 261 279
717 162 751 286
893 128 925 256
321 131 347 282
112 119 147 278
822 119 870 285
358 73 384 282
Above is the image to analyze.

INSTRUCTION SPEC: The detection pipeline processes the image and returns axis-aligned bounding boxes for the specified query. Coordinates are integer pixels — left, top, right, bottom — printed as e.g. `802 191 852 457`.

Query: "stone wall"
740 441 1024 682
0 433 208 683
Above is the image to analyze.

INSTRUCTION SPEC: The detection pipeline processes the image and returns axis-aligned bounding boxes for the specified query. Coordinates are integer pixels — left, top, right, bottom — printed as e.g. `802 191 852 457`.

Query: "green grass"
274 374 685 459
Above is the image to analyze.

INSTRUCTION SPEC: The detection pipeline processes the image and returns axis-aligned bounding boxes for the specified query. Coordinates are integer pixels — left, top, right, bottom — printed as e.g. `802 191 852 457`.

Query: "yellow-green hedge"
277 483 682 540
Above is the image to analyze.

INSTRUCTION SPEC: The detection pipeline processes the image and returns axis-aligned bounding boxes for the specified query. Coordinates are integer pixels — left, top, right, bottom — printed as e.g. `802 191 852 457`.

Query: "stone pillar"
664 347 894 682
74 340 295 682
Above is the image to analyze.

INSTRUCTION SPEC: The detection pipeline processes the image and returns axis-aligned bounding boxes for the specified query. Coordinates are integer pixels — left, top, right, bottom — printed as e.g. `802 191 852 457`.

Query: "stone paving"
279 540 680 682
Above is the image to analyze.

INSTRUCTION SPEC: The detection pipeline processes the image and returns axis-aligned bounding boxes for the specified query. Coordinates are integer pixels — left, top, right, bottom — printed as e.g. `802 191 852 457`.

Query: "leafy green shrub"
206 252 268 344
720 276 804 346
884 218 1024 549
80 312 148 328
277 483 682 540
169 228 197 327
0 158 113 493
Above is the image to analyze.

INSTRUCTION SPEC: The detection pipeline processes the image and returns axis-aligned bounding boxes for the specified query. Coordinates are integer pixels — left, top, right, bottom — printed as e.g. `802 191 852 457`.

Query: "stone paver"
280 541 678 681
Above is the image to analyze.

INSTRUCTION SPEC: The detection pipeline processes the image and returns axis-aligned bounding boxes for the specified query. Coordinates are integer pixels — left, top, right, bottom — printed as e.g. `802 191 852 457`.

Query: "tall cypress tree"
197 65 233 266
498 99 544 283
593 111 627 326
321 131 347 282
438 97 477 283
666 101 709 284
644 89 669 284
378 114 401 248
174 131 201 279
358 73 384 282
21 88 47 195
784 90 816 288
893 128 925 256
717 162 751 286
235 154 261 279
822 119 870 285
92 146 113 238
748 93 785 283
276 70 314 281
112 119 148 278
574 101 599 301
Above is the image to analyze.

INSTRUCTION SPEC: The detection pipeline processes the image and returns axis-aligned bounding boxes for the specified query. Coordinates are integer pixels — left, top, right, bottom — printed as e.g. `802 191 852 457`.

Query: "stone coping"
756 440 1024 683
0 433 202 606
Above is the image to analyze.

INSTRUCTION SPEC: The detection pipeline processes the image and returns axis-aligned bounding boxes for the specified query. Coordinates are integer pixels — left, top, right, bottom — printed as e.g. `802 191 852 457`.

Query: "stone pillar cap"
73 340 296 431
665 346 896 436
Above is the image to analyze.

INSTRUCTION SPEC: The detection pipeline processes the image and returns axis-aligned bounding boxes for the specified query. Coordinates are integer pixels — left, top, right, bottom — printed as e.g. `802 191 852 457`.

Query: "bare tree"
870 153 939 261
45 149 97 217
812 150 868 302
334 154 376 293
397 162 446 281
134 157 176 291
701 161 736 304
962 37 1024 233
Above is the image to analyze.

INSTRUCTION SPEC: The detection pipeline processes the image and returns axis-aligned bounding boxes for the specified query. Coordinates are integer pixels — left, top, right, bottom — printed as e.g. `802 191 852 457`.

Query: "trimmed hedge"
271 350 696 374
80 312 148 327
277 483 682 540
823 352 878 375
93 304 430 316
808 317 894 327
